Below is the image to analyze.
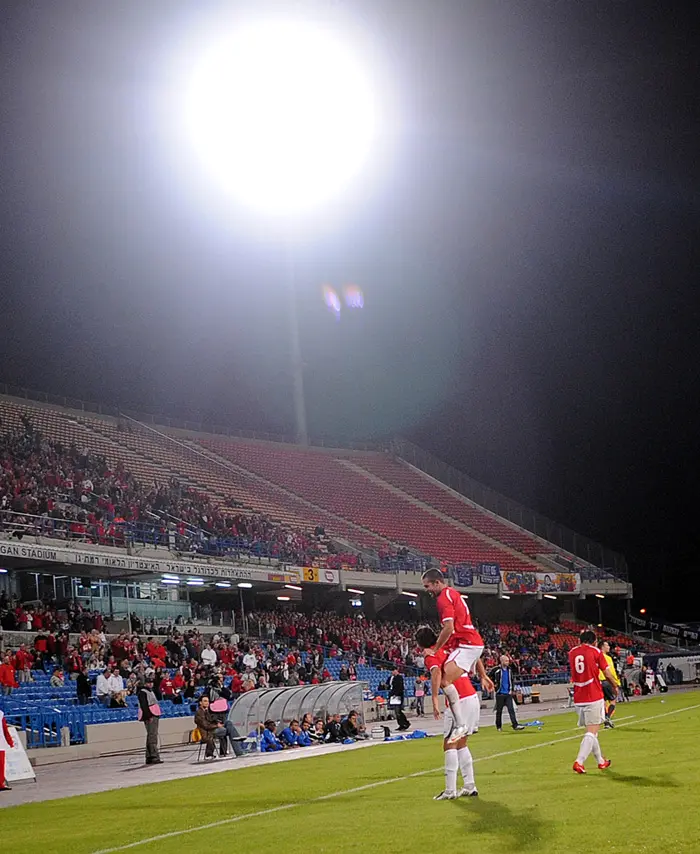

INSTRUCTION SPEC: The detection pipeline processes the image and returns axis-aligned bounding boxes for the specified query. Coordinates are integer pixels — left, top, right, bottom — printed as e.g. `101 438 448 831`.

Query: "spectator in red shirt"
64 647 83 679
0 653 19 696
160 675 175 699
14 645 33 683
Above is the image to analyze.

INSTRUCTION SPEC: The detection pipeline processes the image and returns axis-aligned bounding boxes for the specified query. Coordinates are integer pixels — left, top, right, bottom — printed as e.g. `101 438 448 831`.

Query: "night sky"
1 2 699 618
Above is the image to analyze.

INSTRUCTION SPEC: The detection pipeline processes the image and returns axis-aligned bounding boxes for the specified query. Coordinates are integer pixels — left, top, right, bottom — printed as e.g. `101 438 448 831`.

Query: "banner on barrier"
629 614 699 643
5 727 36 783
500 570 581 595
478 563 501 584
0 540 301 584
451 565 473 587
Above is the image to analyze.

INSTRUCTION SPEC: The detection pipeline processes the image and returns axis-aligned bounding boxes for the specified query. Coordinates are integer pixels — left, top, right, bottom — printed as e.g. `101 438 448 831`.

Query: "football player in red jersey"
416 626 493 800
421 568 485 743
568 629 618 774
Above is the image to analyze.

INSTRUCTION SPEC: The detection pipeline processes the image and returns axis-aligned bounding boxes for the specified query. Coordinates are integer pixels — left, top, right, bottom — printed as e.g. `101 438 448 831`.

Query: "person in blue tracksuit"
261 720 284 751
279 720 300 747
297 722 313 747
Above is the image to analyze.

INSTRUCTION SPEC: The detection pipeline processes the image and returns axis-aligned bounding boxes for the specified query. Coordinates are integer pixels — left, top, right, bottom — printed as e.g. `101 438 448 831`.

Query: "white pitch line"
92 702 700 854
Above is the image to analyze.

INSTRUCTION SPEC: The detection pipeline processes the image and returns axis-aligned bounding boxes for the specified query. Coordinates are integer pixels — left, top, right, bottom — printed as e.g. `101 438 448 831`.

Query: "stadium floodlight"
639 607 646 614
237 582 253 589
180 19 377 217
174 16 385 445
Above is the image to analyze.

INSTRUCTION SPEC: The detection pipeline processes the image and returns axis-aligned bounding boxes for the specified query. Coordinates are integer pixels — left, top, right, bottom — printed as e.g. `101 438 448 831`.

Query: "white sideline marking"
92 702 700 854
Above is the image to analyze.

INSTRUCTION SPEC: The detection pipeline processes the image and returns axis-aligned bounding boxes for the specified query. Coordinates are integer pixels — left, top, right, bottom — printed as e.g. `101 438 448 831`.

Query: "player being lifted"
421 568 485 743
416 626 494 800
569 630 618 774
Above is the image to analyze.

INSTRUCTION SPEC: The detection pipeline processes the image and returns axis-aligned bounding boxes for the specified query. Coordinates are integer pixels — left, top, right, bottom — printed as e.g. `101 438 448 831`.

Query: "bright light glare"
181 19 377 216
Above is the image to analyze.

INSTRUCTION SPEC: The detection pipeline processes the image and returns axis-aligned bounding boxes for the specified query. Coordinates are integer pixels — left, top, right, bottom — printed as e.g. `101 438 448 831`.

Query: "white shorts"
447 645 484 675
444 694 480 740
576 699 605 727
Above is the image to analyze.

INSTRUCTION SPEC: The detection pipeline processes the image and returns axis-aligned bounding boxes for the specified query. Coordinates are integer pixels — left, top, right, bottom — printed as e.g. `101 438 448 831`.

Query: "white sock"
589 733 603 763
444 749 458 794
576 732 594 765
443 684 465 727
457 746 475 789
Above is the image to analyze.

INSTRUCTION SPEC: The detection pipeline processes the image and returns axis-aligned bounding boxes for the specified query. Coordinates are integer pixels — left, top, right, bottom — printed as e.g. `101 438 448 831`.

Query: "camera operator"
194 696 244 759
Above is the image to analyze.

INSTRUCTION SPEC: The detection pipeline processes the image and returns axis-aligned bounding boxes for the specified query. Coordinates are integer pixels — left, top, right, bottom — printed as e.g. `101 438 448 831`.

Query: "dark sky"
1 2 699 618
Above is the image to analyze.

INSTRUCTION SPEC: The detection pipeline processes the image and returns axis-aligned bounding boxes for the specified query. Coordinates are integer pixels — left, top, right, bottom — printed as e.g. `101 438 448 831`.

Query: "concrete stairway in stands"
181 436 399 552
337 459 541 571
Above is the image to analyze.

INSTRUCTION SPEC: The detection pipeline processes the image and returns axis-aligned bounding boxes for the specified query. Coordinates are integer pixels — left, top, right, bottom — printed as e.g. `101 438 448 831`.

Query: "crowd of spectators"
250 609 422 672
0 586 668 720
0 594 663 701
0 418 366 566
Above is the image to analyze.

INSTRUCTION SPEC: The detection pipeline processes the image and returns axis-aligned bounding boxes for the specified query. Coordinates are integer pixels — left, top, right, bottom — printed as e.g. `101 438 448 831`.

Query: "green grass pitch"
3 692 700 854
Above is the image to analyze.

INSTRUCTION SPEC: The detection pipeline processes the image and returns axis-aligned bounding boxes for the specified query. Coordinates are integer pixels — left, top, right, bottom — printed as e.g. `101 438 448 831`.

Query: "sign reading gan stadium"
0 541 302 584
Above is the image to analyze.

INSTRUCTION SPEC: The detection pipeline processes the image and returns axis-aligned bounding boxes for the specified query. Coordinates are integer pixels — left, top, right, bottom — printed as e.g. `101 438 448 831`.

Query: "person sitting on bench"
194 696 244 759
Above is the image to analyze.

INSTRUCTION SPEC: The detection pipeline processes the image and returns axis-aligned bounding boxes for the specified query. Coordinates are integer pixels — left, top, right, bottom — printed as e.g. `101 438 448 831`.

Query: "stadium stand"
1 590 664 746
0 392 605 574
195 437 542 571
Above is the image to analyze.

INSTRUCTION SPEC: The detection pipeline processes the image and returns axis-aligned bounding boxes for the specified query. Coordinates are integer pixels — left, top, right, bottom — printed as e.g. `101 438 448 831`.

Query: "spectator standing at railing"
96 668 114 706
77 667 92 705
414 676 426 717
14 644 33 683
0 652 18 696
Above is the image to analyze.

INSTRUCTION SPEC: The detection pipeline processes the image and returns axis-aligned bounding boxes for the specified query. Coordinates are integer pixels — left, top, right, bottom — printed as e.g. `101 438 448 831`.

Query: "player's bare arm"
430 666 442 719
475 658 494 693
433 618 454 653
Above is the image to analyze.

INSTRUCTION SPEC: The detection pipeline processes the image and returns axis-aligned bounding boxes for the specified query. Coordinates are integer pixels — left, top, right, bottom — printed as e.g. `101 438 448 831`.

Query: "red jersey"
569 644 608 704
436 587 483 649
425 649 475 698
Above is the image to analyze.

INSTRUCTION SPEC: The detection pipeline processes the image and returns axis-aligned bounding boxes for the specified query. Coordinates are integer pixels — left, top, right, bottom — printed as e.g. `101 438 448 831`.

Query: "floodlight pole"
286 236 309 446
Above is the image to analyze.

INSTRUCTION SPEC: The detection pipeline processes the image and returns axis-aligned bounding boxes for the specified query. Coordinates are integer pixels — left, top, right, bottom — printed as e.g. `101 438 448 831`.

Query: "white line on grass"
92 702 700 854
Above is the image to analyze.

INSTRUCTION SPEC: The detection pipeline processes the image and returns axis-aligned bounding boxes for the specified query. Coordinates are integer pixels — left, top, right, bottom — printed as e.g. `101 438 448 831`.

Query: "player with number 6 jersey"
568 630 617 775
